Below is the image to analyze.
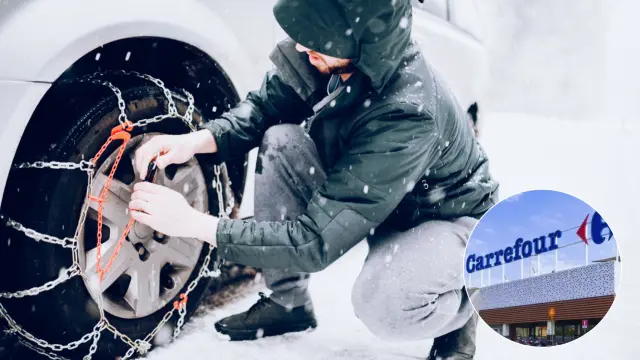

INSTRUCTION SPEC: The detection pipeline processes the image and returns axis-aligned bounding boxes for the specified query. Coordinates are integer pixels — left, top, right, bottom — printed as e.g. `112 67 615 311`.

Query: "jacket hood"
273 0 413 93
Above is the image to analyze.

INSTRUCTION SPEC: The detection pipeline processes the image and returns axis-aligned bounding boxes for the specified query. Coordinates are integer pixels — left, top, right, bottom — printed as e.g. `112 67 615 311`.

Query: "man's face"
295 43 353 75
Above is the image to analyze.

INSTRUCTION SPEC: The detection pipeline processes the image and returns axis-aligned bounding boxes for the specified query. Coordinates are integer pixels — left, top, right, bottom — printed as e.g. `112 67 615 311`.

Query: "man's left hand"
129 182 219 246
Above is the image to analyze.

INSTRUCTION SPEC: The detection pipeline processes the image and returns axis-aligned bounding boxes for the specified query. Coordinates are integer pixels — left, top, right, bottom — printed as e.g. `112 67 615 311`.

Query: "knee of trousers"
260 124 306 158
351 272 463 341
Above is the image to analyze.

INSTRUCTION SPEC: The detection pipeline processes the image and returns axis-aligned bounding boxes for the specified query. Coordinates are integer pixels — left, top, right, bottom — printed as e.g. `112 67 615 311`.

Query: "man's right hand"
134 129 217 179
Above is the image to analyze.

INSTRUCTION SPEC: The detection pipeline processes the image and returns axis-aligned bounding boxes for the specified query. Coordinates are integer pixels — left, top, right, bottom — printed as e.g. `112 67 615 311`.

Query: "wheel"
0 77 231 358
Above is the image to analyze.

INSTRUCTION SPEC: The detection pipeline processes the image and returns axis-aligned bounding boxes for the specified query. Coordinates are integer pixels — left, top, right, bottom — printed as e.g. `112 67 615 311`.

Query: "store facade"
471 258 619 346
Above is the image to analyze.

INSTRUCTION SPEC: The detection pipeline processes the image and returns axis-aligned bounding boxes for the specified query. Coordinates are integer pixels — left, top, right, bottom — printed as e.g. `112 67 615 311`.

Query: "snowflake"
399 17 409 29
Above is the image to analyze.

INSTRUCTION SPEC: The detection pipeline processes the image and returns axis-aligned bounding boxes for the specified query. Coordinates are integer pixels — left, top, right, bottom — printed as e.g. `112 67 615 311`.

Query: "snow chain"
0 71 230 359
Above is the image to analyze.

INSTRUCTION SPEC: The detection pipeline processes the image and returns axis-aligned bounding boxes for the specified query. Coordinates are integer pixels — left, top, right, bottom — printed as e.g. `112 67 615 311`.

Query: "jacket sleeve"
215 104 441 272
199 69 314 163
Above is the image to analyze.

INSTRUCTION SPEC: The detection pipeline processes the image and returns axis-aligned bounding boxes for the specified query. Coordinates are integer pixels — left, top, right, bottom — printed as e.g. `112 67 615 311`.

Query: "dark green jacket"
201 0 498 272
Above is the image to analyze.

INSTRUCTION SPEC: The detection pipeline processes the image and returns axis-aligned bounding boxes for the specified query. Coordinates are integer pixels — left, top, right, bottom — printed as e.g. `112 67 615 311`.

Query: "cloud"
484 228 496 234
504 193 524 202
473 238 487 246
529 214 566 229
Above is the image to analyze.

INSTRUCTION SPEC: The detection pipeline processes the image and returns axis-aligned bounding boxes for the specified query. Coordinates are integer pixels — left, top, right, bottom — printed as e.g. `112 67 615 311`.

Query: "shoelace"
245 292 270 318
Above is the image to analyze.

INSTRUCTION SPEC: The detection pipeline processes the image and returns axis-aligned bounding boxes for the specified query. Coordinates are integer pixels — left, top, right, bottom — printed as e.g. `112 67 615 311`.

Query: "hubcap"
79 133 207 319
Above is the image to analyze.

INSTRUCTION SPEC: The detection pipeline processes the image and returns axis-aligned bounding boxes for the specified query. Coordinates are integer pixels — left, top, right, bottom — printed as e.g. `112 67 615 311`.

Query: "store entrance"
553 319 601 345
514 322 547 345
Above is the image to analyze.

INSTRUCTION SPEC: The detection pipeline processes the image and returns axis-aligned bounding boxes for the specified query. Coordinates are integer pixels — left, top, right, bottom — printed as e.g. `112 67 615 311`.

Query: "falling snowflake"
345 28 353 36
183 183 190 194
427 187 447 203
369 228 375 236
405 180 415 192
355 17 360 23
330 100 336 107
347 86 351 93
125 51 131 61
445 140 450 147
309 167 316 175
256 328 265 339
95 53 101 61
212 106 217 112
363 99 371 108
399 17 409 29
363 185 369 194
385 254 393 264
324 41 333 50
415 81 423 87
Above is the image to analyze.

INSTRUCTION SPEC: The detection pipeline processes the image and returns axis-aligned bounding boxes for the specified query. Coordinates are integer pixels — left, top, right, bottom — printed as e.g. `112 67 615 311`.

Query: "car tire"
0 82 229 358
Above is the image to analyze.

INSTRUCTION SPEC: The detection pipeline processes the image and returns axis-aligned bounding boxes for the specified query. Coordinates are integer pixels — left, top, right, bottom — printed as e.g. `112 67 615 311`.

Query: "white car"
0 0 488 358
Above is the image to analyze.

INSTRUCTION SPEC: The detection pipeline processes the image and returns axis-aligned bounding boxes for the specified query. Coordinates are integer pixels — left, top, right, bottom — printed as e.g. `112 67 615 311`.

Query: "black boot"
215 292 317 341
427 313 478 360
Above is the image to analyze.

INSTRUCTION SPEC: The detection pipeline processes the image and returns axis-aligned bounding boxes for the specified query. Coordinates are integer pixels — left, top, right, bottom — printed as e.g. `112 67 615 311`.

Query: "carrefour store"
466 211 620 345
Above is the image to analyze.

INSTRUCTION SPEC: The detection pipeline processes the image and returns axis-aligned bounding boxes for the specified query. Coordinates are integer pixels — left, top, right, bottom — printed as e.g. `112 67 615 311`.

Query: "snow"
145 243 429 360
146 112 638 360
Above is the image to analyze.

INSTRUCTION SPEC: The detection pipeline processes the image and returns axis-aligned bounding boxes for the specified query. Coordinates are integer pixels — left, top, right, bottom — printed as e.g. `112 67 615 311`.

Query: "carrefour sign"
466 211 613 274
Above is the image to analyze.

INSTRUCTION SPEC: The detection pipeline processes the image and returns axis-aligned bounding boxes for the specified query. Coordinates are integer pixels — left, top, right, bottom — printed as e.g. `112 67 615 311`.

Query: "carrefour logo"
466 212 613 274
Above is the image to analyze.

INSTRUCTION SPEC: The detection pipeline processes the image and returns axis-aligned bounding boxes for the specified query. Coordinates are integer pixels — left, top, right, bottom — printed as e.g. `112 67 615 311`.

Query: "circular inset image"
464 190 620 347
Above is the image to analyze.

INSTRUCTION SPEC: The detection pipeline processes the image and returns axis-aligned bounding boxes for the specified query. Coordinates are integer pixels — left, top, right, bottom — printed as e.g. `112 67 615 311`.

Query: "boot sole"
215 319 318 341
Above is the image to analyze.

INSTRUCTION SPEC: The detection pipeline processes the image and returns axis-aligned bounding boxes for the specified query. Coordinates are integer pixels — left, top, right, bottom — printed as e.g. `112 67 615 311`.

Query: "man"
130 0 498 358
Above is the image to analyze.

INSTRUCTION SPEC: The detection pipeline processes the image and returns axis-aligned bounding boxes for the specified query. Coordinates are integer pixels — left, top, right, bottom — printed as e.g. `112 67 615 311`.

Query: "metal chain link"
0 302 102 352
15 160 94 173
73 74 129 127
0 265 80 299
2 70 227 359
172 306 188 339
5 218 78 249
18 339 71 360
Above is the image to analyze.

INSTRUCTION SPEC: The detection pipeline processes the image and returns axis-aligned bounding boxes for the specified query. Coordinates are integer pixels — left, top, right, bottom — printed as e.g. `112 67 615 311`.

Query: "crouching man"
130 0 498 358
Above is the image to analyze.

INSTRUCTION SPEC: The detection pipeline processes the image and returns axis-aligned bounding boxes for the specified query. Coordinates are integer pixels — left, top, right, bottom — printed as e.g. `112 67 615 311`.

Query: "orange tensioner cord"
88 121 189 310
88 121 134 282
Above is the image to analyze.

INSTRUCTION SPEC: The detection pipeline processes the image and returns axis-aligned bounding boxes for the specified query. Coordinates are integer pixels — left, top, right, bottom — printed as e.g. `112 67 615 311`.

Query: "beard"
326 61 356 74
314 59 356 75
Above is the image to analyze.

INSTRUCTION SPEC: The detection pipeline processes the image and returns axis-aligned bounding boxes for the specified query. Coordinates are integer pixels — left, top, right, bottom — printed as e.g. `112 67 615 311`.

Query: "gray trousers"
255 124 477 341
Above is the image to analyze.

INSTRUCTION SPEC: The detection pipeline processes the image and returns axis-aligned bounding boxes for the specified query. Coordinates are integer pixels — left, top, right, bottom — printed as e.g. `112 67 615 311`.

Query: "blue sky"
464 190 618 288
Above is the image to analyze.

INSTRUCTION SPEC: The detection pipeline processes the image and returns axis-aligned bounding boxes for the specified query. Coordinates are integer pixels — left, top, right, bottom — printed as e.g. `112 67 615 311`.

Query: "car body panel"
412 6 489 110
0 0 488 219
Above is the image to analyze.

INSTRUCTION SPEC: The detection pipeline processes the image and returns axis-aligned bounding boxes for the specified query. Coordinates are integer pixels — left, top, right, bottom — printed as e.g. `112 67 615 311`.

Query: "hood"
273 0 413 93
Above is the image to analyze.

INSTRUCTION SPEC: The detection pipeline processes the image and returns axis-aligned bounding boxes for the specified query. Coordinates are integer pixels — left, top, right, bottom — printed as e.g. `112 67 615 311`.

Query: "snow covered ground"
147 113 639 360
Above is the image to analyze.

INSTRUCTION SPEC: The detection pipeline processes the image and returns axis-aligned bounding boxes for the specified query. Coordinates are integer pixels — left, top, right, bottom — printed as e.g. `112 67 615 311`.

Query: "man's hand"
129 182 219 246
135 130 217 179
